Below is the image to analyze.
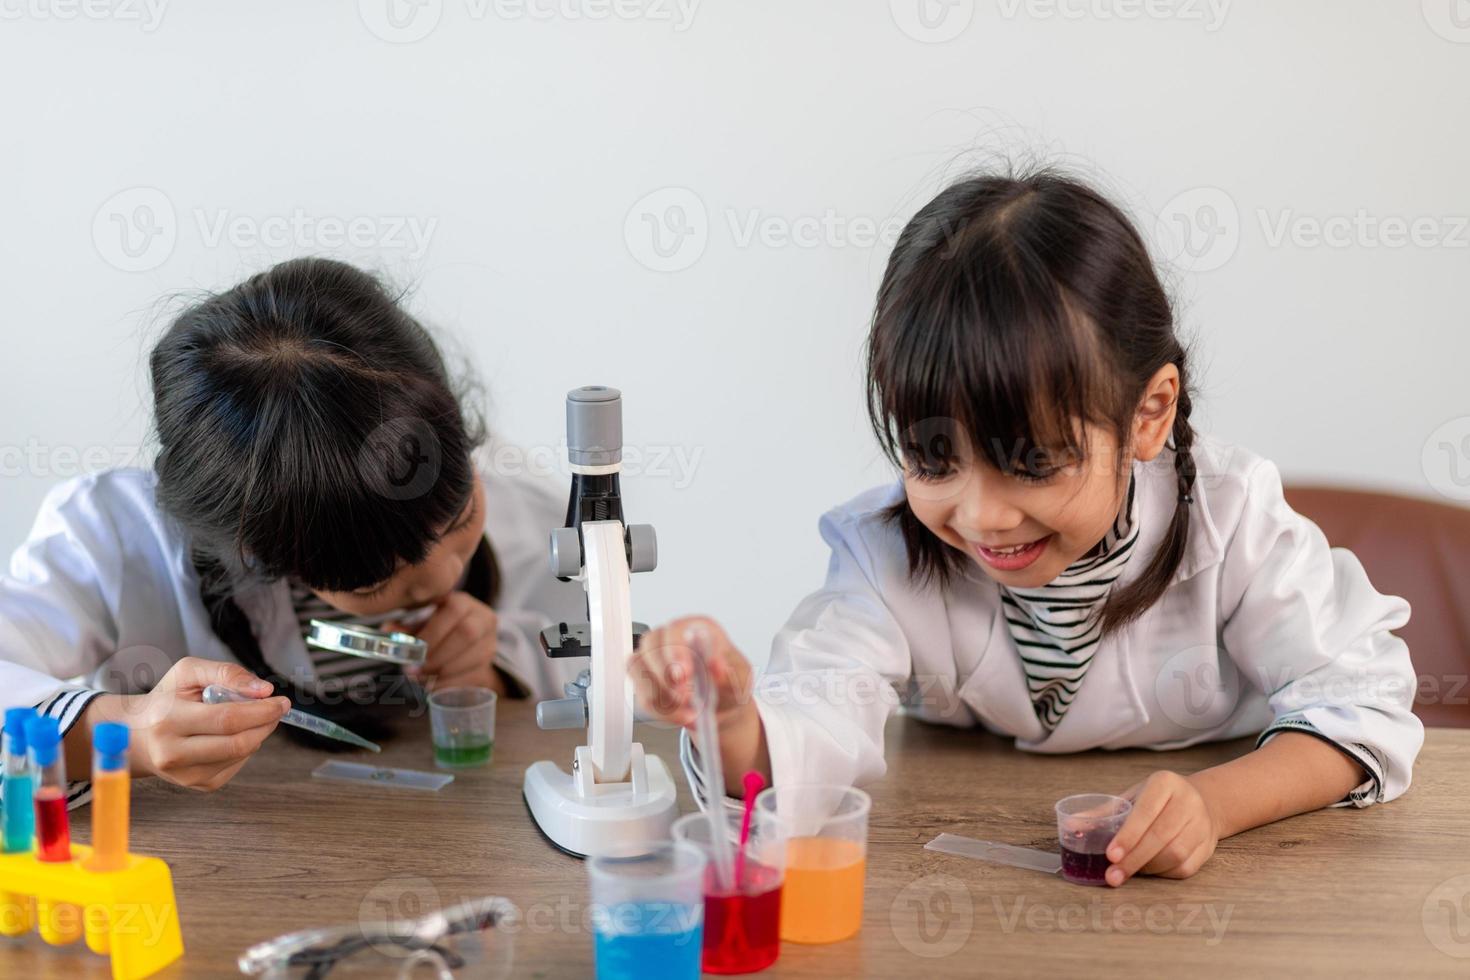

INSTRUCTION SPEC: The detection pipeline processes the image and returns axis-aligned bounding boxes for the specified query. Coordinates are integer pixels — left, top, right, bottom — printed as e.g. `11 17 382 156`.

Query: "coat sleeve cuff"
1256 715 1386 807
33 686 106 811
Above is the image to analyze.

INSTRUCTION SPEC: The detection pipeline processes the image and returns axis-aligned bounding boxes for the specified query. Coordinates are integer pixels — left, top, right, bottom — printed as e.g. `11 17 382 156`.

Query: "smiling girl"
0 258 583 804
630 169 1423 885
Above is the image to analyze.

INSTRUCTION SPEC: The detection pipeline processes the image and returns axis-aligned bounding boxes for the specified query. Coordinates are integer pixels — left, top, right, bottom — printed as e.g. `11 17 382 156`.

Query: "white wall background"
2 1 1467 669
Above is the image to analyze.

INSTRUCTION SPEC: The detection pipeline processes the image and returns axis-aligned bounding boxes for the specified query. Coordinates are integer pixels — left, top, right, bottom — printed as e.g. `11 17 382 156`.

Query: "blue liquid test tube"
1 706 37 937
2 707 36 853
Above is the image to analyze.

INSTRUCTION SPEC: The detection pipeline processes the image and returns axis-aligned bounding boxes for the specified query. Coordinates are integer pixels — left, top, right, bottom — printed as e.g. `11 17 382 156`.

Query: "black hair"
151 257 485 593
866 167 1196 635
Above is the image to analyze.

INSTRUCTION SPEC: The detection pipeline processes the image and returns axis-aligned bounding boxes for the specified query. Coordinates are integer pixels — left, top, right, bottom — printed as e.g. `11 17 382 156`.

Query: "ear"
1132 363 1180 463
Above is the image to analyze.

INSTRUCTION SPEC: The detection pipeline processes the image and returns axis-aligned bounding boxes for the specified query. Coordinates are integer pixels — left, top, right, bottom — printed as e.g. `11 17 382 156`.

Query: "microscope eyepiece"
566 385 622 467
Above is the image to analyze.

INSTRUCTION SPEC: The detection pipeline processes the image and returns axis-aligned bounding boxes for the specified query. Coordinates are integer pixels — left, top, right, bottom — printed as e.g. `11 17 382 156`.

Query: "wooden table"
2 701 1466 978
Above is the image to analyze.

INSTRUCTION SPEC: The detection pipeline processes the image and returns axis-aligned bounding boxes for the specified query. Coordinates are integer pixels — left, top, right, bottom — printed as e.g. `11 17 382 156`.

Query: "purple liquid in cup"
1055 794 1131 887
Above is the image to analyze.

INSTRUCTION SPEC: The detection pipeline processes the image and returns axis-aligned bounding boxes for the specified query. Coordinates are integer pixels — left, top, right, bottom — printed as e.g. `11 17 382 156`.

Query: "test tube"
86 723 130 872
82 722 130 954
25 716 82 945
25 716 69 862
2 707 36 853
1 707 37 938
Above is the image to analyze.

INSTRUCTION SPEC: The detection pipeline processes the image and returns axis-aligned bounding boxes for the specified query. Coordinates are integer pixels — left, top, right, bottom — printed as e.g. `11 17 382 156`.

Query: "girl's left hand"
1103 771 1223 885
392 592 504 694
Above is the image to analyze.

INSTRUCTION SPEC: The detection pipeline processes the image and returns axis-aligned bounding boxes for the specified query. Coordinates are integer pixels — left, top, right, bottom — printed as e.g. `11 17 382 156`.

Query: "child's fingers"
1107 803 1190 884
425 616 495 673
1139 827 1201 877
1155 837 1214 879
171 756 252 792
177 697 290 736
426 643 494 688
158 721 279 769
630 636 697 725
169 656 274 697
415 597 476 654
1105 774 1171 859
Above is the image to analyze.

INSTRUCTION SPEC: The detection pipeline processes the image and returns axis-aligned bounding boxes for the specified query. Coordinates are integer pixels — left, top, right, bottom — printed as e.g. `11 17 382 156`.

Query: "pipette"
202 686 382 753
685 624 735 894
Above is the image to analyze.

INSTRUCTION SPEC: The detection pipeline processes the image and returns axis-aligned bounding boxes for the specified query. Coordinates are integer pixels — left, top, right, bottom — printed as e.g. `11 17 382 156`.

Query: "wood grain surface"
1 699 1465 978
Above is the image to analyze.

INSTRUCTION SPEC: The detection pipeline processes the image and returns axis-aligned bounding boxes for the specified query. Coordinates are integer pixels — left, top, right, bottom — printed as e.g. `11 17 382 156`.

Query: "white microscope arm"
581 519 634 784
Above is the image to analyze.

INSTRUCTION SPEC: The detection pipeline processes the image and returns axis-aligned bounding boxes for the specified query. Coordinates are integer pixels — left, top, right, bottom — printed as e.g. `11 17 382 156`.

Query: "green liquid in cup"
434 737 493 769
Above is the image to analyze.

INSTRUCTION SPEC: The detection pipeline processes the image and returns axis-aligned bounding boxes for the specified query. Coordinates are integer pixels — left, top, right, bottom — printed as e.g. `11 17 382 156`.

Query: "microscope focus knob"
626 524 658 573
549 527 583 579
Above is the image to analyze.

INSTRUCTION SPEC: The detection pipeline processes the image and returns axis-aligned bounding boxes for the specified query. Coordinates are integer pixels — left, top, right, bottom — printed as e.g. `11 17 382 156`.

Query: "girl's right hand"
629 616 754 731
629 616 772 796
91 657 290 791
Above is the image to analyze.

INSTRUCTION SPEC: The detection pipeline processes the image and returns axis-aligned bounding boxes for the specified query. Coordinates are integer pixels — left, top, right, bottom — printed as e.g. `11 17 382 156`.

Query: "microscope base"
522 742 679 858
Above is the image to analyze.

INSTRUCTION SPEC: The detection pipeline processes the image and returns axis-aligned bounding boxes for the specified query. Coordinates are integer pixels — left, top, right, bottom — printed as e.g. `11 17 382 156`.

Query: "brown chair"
1284 485 1470 729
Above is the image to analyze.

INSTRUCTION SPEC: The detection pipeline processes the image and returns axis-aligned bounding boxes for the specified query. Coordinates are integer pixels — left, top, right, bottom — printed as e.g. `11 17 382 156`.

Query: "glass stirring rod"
202 685 382 753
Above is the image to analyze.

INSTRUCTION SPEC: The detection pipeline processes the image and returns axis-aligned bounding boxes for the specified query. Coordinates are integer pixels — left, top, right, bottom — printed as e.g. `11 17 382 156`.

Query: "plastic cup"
588 841 706 980
671 809 786 974
1055 794 1132 886
754 785 869 944
427 687 496 769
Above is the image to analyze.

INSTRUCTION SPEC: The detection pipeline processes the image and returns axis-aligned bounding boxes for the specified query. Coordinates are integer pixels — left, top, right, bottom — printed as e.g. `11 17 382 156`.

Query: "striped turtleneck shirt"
1000 474 1140 734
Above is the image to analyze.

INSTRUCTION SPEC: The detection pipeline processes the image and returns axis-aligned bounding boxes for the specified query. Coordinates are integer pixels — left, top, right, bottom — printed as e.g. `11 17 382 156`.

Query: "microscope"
521 386 679 857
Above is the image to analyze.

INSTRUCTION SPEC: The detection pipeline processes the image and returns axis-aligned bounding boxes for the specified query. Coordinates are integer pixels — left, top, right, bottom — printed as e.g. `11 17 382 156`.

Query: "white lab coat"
0 461 587 804
729 436 1422 808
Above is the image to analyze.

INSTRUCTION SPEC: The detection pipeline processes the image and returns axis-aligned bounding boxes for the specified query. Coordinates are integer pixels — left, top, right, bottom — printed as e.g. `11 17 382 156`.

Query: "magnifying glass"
306 620 429 666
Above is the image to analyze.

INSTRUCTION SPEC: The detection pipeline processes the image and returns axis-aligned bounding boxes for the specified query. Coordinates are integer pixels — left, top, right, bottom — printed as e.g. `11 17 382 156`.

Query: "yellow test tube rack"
0 842 183 980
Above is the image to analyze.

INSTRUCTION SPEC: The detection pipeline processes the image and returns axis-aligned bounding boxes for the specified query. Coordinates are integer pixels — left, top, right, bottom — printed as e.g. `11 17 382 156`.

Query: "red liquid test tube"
25 716 70 863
